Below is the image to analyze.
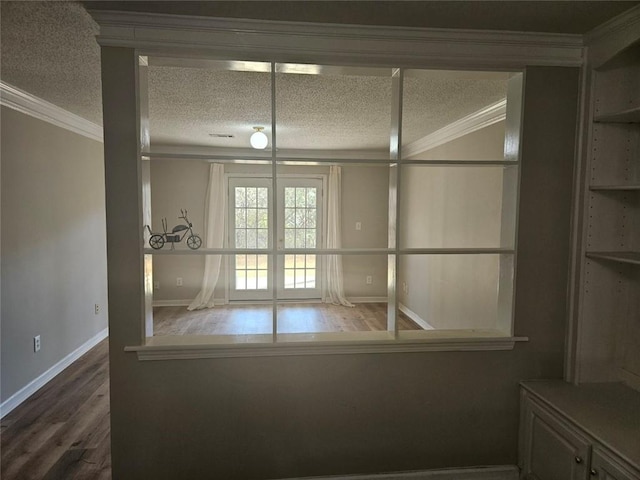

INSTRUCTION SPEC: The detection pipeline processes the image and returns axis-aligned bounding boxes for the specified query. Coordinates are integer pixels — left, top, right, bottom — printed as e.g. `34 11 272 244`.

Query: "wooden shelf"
586 251 640 266
590 184 640 191
594 106 640 124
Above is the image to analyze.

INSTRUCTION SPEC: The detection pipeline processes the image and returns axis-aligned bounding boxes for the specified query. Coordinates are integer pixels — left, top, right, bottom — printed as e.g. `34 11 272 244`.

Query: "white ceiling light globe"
250 129 268 149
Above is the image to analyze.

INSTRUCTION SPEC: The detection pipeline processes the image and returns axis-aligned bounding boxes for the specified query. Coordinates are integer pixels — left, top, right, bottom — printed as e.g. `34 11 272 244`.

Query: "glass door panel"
229 177 272 301
278 178 323 299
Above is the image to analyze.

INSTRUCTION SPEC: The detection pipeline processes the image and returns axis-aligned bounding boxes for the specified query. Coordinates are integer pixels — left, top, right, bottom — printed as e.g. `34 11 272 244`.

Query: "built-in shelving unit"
575 35 640 390
593 106 640 124
586 251 640 266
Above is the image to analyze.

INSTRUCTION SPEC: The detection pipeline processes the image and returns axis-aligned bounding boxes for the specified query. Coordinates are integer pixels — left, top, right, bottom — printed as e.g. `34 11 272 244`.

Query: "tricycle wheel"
187 234 202 250
149 234 165 250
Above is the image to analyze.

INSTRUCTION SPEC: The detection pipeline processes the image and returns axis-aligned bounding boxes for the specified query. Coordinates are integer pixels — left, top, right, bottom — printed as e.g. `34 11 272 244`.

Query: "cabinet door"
590 448 640 480
521 396 590 480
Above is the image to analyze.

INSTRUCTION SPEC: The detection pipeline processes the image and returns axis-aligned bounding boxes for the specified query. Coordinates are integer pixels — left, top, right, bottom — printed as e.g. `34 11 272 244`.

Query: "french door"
229 176 323 301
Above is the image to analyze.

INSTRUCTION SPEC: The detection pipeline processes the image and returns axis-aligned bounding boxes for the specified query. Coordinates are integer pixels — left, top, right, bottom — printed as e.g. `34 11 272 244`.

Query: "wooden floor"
1 339 111 480
154 302 422 335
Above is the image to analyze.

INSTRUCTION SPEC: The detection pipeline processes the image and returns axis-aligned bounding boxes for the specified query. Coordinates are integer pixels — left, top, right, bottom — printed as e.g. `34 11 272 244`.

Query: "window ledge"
125 332 528 360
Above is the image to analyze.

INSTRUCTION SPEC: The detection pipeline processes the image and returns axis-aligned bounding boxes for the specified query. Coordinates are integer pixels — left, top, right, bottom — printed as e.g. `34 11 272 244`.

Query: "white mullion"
402 160 520 166
270 62 278 342
388 67 403 337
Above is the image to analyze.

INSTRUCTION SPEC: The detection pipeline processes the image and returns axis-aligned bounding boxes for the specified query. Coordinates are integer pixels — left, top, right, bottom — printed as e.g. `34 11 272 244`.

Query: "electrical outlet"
34 335 41 352
176 277 183 287
154 281 160 290
355 221 362 231
366 275 373 285
402 282 408 295
95 304 100 315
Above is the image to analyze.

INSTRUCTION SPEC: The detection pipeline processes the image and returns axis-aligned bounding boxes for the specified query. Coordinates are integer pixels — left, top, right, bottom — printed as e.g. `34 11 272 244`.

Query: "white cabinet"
519 382 640 480
520 391 590 480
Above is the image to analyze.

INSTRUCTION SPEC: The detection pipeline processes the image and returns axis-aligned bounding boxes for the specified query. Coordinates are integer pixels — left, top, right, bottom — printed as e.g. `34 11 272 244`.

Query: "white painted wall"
399 121 509 329
0 106 108 403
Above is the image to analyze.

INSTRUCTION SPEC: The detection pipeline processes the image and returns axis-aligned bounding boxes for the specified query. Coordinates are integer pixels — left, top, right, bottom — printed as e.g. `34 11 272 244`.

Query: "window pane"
246 229 257 248
246 209 257 228
235 255 246 269
235 208 246 228
307 188 316 207
402 69 510 162
285 229 295 248
257 229 269 249
285 187 295 207
284 269 295 288
257 255 268 269
296 187 306 207
295 229 306 248
306 209 316 228
246 187 257 207
285 208 296 228
235 187 246 207
257 188 268 208
399 165 517 249
257 209 268 228
305 229 316 248
257 270 268 289
398 254 513 331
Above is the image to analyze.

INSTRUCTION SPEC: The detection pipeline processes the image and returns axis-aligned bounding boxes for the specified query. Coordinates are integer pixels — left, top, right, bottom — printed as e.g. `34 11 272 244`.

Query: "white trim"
0 328 108 419
346 296 389 303
399 303 434 330
584 4 640 68
90 11 584 68
403 99 506 158
0 81 103 142
153 299 225 307
127 335 527 360
285 465 518 480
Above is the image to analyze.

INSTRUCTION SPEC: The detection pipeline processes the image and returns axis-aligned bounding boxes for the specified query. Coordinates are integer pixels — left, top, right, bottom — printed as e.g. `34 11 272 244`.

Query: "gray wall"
150 161 389 303
0 106 108 403
103 52 579 480
398 122 508 329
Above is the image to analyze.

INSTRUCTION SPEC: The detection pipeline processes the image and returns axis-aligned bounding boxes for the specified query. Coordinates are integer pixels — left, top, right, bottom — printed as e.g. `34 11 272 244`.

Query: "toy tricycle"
147 209 202 250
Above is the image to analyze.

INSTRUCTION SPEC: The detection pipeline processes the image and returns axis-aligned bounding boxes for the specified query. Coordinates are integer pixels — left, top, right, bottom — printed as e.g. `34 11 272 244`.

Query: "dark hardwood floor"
1 339 111 480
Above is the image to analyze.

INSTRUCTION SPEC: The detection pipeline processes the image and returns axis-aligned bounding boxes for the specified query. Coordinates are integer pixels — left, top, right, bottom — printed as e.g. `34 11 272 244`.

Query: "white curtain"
188 163 226 310
325 166 354 307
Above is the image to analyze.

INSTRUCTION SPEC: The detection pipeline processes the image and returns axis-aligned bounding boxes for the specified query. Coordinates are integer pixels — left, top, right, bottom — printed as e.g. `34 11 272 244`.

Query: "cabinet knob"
590 469 598 476
575 456 583 464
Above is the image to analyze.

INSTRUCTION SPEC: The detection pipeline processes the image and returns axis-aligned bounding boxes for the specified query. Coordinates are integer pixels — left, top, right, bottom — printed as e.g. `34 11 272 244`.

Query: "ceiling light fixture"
250 126 268 150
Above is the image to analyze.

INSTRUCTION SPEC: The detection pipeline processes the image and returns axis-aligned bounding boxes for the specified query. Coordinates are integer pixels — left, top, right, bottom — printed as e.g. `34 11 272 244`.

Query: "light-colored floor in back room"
153 302 422 336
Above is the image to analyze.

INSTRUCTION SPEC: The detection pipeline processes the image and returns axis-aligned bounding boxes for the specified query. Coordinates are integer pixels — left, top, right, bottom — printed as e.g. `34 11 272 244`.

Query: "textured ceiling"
2 1 639 151
149 65 508 151
1 1 103 125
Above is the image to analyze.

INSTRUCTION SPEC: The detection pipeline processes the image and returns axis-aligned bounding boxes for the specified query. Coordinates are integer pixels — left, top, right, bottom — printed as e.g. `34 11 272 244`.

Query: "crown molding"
584 4 640 68
89 11 584 69
403 99 506 158
0 81 103 142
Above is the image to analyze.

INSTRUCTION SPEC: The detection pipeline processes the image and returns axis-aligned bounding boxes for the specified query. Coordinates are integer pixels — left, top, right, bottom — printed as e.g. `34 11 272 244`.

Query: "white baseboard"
153 298 387 307
347 296 389 303
0 327 108 419
399 303 434 330
153 299 225 307
286 465 518 480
